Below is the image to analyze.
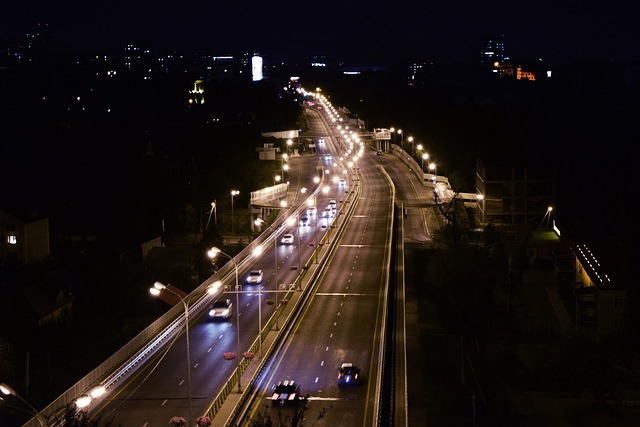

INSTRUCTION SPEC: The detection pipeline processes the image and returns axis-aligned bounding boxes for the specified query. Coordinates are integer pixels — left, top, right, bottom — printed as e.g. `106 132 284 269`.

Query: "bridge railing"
25 177 329 427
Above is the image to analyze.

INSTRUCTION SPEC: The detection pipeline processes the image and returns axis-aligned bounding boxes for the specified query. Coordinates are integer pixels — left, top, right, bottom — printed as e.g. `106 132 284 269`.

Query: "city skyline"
2 1 639 64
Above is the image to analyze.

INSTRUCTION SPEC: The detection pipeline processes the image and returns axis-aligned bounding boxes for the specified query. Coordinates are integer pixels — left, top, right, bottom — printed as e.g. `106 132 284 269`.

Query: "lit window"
7 235 17 245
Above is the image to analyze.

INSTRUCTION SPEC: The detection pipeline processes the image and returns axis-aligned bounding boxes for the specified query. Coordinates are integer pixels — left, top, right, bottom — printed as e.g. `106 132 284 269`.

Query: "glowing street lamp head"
207 247 224 260
153 281 167 290
0 383 16 396
313 176 320 184
149 281 167 296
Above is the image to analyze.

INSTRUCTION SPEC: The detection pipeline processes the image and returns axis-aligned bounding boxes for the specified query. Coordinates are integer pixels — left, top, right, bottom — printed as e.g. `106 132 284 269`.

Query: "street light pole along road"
230 190 240 234
206 248 242 392
149 282 217 423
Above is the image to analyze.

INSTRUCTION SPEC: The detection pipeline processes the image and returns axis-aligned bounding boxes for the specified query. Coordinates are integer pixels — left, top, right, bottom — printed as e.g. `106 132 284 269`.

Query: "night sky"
3 1 639 63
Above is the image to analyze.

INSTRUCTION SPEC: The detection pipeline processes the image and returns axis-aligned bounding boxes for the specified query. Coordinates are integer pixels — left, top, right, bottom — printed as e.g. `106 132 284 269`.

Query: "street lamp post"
230 190 239 234
1 383 46 426
397 129 403 149
286 216 301 275
281 153 288 180
273 200 287 330
429 162 437 182
149 282 217 422
407 136 414 157
476 194 485 223
206 247 241 392
205 200 217 232
421 153 429 172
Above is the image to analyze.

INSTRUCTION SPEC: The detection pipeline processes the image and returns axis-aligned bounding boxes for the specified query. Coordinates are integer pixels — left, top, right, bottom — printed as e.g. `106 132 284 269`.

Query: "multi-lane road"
74 101 440 427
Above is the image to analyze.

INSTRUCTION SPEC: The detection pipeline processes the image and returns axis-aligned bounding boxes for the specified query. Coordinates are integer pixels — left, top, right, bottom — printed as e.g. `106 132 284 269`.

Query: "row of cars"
271 363 361 406
207 268 265 321
297 198 339 228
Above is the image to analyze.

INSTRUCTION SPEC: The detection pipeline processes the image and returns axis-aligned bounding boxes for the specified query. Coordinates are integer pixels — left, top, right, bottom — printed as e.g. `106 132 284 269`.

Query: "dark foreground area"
405 244 640 427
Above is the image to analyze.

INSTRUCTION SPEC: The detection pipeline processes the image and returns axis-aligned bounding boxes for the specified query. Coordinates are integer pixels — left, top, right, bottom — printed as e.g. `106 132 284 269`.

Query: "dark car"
208 299 232 320
270 380 301 406
337 363 360 385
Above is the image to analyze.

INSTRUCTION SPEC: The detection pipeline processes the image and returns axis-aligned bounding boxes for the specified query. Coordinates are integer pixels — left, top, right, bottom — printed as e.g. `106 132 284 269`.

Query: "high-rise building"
480 34 507 66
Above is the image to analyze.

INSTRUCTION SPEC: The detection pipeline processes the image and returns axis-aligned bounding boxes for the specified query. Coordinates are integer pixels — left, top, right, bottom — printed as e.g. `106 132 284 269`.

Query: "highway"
26 95 442 427
236 118 394 426
85 104 373 426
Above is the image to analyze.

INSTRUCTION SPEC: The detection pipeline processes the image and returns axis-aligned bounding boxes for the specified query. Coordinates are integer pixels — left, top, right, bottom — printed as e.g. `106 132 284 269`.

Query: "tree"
249 401 330 427
48 404 113 427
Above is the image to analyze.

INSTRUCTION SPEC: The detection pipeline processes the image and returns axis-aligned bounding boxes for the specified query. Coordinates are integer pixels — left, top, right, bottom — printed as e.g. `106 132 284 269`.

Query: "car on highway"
281 233 294 244
300 216 309 226
337 362 360 385
307 207 317 216
322 207 333 217
246 270 264 284
339 178 347 186
208 299 232 320
328 199 337 207
271 380 301 406
324 153 332 161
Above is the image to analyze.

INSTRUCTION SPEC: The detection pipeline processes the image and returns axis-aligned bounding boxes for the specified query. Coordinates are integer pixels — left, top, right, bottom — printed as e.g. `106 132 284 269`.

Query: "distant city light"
251 55 263 81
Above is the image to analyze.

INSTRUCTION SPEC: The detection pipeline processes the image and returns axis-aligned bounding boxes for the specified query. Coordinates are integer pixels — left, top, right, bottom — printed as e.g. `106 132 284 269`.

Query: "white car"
246 270 264 284
281 233 294 244
307 207 317 216
328 199 337 207
208 299 232 320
